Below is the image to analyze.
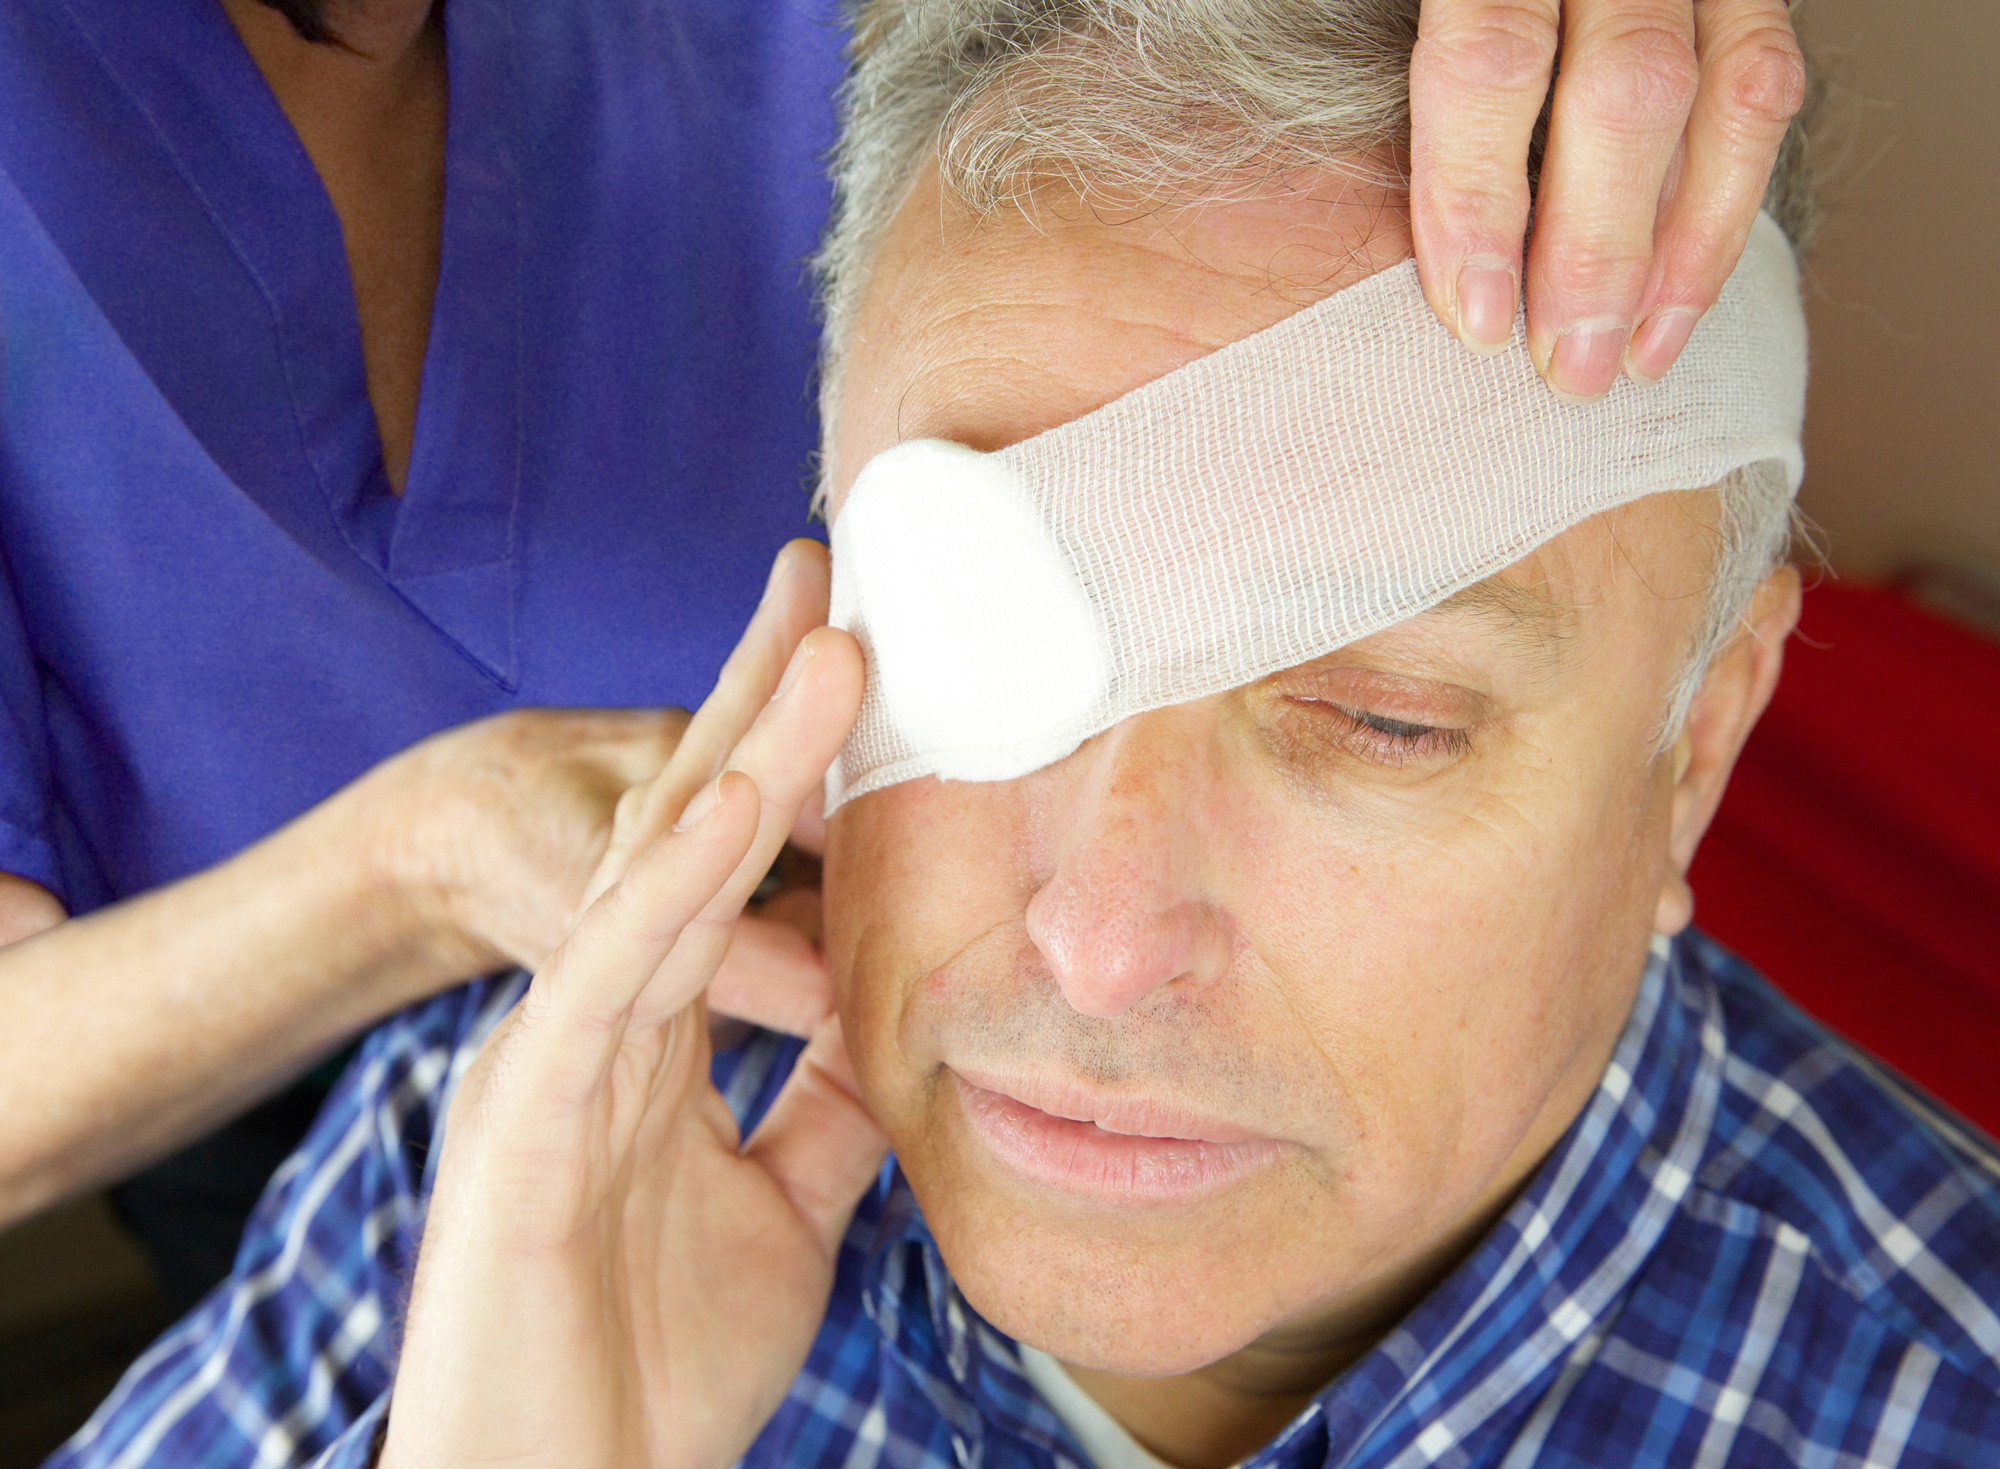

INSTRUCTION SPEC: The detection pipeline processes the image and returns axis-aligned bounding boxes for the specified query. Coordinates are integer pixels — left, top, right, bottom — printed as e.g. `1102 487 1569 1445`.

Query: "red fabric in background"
1689 583 2000 1135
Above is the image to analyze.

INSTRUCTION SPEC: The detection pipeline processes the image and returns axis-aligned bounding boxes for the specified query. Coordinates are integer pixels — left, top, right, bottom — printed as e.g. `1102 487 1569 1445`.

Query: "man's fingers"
518 588 857 1092
789 788 827 859
673 541 834 790
1523 0 1701 398
681 627 863 931
744 1017 892 1261
614 626 861 1035
709 916 833 1038
1409 0 1560 353
583 541 832 907
1625 0 1803 383
516 771 762 1101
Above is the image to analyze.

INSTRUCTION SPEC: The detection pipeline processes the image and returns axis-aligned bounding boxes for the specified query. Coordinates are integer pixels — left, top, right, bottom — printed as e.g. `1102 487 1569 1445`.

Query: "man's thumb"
744 1016 892 1259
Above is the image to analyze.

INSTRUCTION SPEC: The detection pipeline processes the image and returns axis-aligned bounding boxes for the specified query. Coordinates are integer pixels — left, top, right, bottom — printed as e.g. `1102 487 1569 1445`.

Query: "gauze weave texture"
827 211 1806 810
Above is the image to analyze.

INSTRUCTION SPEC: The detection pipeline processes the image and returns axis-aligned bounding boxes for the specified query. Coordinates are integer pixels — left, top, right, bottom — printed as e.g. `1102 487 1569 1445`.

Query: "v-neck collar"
62 0 523 685
382 0 521 685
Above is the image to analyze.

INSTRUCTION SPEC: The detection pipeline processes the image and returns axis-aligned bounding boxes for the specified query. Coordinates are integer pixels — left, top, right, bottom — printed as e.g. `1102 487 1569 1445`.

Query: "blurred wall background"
1793 0 1999 582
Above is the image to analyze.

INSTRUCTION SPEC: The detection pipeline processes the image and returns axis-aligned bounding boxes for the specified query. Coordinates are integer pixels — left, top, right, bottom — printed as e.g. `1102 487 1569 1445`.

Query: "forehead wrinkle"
909 294 1238 382
892 302 1249 451
831 162 1416 503
1017 162 1410 281
1152 203 1414 311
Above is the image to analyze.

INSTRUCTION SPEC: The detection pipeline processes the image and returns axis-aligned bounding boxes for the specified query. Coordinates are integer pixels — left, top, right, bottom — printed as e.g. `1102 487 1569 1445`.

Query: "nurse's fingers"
1408 0 1559 354
1624 0 1803 383
584 542 831 907
1524 0 1700 399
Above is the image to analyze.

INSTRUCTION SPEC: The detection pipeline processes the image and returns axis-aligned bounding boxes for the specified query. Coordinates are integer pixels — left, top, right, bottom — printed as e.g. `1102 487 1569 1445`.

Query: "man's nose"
1022 713 1236 1018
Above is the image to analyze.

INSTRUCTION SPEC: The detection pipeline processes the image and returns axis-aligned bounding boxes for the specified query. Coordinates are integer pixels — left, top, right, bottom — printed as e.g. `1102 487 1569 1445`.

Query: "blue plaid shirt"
51 932 2000 1468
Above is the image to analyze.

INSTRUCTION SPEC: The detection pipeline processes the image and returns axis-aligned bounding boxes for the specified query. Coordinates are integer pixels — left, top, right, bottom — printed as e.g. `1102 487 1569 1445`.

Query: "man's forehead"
1283 563 1580 688
1401 493 1726 676
832 166 1414 505
1445 587 1576 691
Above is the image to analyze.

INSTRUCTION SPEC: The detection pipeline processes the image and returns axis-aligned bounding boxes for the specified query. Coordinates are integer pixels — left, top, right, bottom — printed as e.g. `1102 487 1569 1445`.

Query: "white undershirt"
1015 1344 1187 1469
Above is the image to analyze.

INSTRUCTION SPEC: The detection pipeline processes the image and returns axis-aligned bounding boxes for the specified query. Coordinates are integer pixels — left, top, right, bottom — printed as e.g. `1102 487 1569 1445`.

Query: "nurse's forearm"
0 658 823 1227
0 789 457 1228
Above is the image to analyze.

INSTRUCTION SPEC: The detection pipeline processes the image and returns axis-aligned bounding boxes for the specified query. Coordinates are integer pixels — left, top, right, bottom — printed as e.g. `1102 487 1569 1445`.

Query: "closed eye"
1284 698 1473 766
1339 706 1436 741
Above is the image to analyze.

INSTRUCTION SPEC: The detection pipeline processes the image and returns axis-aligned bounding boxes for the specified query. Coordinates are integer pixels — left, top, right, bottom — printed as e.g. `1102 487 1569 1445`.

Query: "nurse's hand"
345 552 836 1036
381 543 886 1469
1409 0 1805 396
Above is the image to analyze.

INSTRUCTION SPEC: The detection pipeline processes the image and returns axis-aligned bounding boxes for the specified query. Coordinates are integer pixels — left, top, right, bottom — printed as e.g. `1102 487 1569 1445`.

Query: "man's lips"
947 1068 1288 1204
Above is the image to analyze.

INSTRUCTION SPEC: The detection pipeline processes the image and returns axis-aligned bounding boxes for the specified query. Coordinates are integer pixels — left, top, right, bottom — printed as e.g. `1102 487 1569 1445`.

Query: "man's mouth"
947 1068 1288 1204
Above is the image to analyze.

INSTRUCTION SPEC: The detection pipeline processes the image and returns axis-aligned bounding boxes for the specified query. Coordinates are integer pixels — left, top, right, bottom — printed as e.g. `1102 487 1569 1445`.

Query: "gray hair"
816 0 1819 743
1659 459 1802 745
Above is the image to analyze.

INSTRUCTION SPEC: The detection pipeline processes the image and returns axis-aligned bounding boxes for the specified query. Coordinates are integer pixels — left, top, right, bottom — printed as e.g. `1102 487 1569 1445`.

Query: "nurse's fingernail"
1625 308 1700 386
1455 258 1517 355
770 640 813 703
673 779 724 832
1547 318 1629 401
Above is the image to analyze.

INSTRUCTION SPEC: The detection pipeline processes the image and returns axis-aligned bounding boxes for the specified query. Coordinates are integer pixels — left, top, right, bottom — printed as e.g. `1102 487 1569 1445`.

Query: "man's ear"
1653 565 1804 936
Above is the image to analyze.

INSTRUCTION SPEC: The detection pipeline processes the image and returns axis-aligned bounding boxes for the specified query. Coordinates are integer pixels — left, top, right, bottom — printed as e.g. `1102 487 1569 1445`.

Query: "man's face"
823 169 1723 1377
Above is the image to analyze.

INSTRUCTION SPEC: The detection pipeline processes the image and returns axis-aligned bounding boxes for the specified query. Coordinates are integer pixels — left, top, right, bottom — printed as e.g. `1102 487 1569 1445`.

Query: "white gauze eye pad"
827 211 1806 811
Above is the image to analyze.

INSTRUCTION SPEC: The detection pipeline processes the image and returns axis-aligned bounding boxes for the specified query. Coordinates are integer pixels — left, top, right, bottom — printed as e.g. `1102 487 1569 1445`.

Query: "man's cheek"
823 890 922 1132
1238 796 1558 1095
826 792 1003 1114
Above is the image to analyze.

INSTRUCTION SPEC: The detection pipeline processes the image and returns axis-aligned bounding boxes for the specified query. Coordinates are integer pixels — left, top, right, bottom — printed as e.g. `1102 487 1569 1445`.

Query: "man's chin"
901 1152 1326 1378
940 1223 1280 1378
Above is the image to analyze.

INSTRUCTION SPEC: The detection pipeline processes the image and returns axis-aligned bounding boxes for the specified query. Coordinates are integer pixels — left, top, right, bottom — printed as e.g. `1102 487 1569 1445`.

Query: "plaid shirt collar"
57 931 2000 1469
852 938 1712 1469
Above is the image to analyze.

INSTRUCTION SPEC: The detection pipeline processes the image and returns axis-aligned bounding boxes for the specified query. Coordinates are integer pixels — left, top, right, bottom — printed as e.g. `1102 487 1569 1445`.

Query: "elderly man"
54 3 2000 1468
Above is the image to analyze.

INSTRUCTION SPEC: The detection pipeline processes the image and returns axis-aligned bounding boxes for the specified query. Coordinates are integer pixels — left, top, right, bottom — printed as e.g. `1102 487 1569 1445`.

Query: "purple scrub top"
0 0 847 915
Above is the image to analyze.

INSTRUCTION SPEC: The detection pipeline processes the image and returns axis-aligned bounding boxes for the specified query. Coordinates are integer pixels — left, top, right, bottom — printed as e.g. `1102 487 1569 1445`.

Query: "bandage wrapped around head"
826 212 1806 811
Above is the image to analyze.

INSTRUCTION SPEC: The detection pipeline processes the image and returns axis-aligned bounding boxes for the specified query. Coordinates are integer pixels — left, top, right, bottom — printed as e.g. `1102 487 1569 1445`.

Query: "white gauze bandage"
827 211 1806 811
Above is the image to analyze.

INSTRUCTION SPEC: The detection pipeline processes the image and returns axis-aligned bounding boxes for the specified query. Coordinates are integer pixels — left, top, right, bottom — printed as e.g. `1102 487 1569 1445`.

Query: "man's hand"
1409 0 1805 396
380 541 889 1469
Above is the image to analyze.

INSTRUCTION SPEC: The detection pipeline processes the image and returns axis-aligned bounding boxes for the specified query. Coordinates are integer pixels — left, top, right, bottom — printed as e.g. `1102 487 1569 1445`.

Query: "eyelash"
1287 699 1473 764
